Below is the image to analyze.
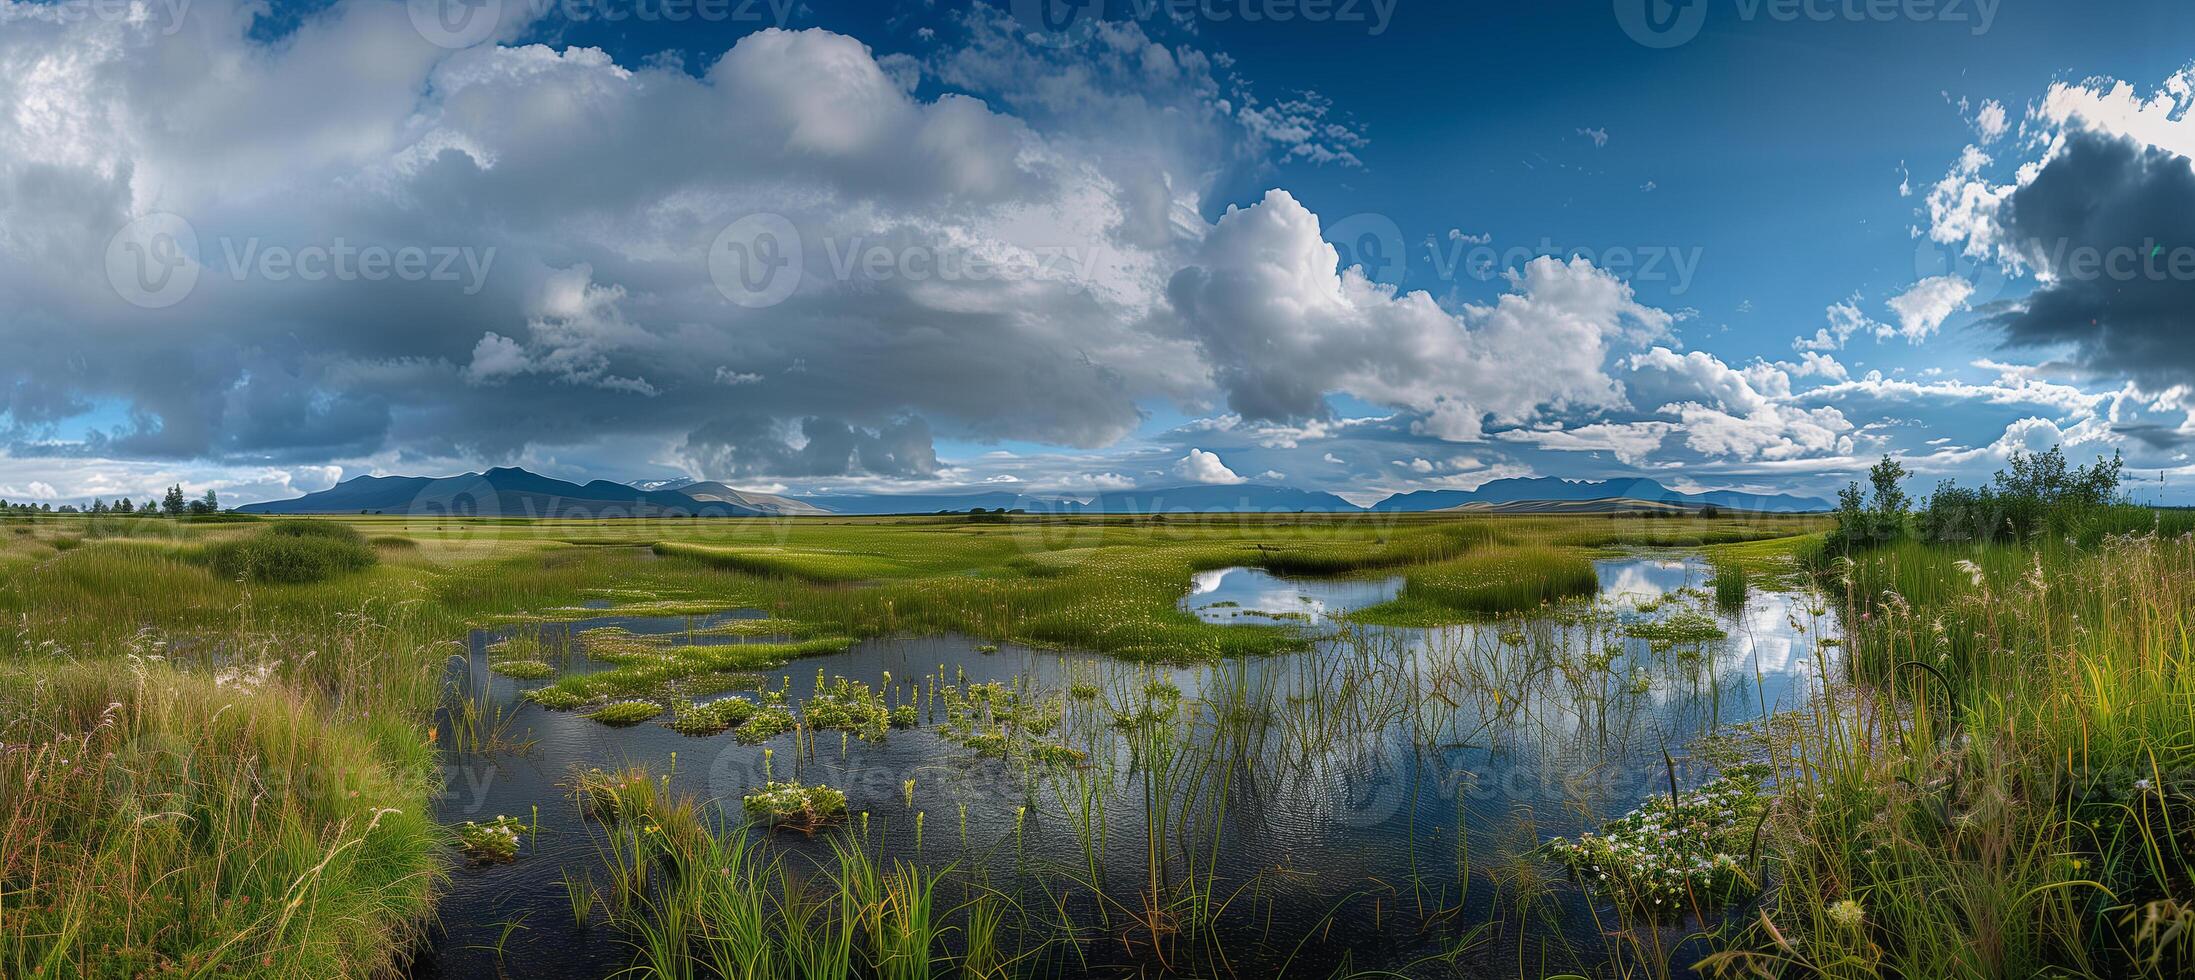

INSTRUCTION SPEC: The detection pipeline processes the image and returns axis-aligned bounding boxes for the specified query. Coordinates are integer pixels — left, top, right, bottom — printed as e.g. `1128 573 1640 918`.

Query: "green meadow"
3 502 2191 978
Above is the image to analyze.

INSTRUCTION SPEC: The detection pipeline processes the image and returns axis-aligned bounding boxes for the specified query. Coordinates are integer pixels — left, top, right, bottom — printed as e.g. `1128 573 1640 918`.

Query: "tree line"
0 485 220 517
1831 445 2132 550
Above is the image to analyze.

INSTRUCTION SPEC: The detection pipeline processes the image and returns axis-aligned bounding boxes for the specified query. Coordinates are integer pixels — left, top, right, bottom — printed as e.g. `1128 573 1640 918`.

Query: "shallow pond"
413 554 1833 979
1183 565 1404 623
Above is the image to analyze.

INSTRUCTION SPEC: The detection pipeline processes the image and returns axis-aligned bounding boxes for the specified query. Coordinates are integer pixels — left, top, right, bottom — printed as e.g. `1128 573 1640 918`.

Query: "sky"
5 0 2195 507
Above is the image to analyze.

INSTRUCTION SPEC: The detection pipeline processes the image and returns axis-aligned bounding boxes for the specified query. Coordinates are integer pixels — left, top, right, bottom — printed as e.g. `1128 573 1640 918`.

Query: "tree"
1831 456 1912 550
1917 446 2127 544
202 489 220 513
116 498 134 514
162 485 187 516
1868 455 1911 519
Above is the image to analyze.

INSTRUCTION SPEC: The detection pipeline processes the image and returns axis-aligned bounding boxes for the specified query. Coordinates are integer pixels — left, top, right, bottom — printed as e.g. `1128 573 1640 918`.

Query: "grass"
741 781 850 830
525 636 856 709
1694 530 2195 979
0 662 441 977
202 520 379 584
1352 544 1600 624
0 509 1829 977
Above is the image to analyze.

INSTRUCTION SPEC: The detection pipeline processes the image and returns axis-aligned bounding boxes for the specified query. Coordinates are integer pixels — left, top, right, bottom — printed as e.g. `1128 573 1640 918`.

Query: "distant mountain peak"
235 466 1827 517
1370 476 1828 513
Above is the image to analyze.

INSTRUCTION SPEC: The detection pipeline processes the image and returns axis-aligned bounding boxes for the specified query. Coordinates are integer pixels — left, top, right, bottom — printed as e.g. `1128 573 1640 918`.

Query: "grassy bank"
1698 530 2195 978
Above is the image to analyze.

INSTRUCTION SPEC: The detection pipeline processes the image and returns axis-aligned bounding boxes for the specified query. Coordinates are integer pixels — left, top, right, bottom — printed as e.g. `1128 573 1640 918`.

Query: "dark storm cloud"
680 415 940 479
0 3 1231 479
1992 130 2195 389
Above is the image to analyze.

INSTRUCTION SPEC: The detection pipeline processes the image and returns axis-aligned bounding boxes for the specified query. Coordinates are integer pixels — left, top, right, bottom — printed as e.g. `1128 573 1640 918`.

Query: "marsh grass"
202 520 379 584
525 636 854 709
0 511 1831 977
1696 532 2195 979
0 662 441 978
1353 544 1600 624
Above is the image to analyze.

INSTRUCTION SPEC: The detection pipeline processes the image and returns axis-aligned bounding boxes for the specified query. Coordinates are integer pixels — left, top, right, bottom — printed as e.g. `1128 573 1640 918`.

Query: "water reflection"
418 555 1833 980
1183 565 1404 623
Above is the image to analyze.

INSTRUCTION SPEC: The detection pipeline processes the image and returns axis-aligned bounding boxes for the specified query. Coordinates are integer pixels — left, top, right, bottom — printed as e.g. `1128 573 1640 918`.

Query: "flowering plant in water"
454 815 527 864
1541 763 1771 914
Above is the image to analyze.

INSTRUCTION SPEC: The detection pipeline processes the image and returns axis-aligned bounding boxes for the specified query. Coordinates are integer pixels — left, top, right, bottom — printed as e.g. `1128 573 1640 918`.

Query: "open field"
3 508 2191 978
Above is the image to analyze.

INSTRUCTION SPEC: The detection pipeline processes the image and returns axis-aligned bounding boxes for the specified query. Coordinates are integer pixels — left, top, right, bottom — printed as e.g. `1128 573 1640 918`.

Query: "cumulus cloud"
1493 422 1673 466
1795 298 1879 351
1167 189 1667 443
0 4 1270 489
1924 72 2195 392
1884 275 1975 343
1990 131 2195 388
1975 99 2009 143
678 415 941 480
1622 347 1854 461
1172 448 1243 484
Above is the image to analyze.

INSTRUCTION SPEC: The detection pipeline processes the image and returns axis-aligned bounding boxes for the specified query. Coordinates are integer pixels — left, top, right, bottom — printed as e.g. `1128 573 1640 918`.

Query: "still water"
413 555 1832 978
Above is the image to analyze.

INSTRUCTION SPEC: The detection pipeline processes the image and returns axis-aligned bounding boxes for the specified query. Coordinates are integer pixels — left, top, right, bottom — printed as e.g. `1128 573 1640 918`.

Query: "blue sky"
4 0 2195 506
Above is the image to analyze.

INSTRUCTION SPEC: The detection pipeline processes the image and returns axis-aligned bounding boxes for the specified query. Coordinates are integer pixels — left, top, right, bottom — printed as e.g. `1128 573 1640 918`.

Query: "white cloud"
1788 351 1849 382
1170 189 1668 444
1494 422 1673 466
465 332 532 384
1801 363 2105 417
1884 275 1975 343
1990 415 2110 457
2037 69 2195 159
1172 448 1244 484
1796 298 1879 351
1622 347 1854 461
1975 99 2009 143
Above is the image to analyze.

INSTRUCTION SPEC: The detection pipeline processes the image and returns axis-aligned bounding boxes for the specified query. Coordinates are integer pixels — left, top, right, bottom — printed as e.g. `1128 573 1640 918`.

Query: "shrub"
263 519 366 542
204 521 378 584
1917 446 2125 545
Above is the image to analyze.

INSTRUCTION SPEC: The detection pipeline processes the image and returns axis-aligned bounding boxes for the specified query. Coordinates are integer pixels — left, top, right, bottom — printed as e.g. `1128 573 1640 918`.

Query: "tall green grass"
1708 531 2195 978
0 664 442 978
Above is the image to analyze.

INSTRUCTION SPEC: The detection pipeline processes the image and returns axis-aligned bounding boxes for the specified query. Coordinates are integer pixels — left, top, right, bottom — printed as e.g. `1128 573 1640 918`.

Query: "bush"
179 511 261 524
1917 447 2125 545
263 519 366 542
204 521 378 584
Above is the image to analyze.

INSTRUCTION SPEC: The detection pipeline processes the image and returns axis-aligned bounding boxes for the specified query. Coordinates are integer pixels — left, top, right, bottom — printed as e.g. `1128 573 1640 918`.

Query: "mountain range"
1369 477 1831 514
238 468 1829 517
